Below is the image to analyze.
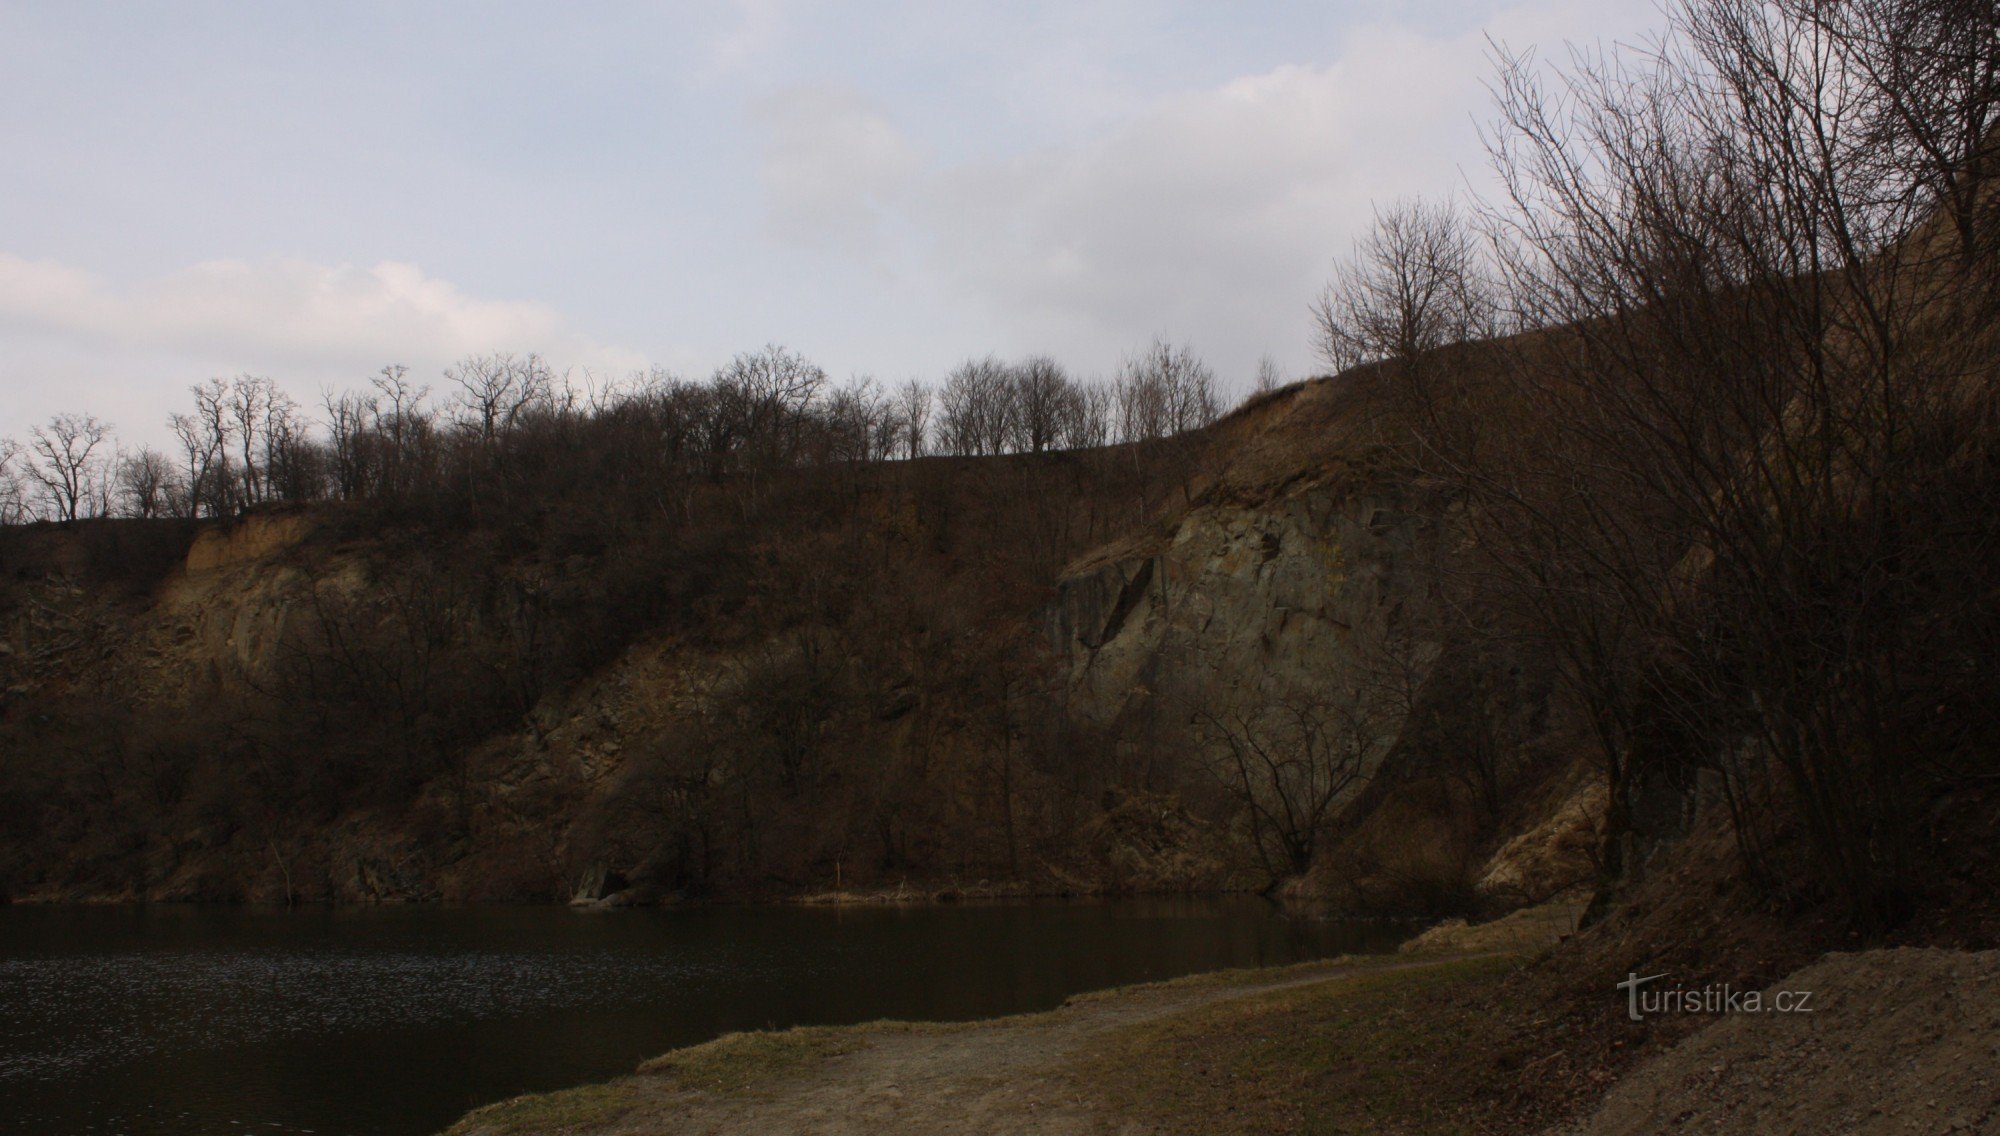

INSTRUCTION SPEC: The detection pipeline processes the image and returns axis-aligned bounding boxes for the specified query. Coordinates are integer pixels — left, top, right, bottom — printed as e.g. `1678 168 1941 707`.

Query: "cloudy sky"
0 0 1662 447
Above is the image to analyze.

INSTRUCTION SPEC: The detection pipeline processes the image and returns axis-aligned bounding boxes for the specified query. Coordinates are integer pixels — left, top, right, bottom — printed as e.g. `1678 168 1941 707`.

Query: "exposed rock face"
181 512 315 573
0 380 1602 911
1053 486 1439 729
156 521 319 689
1478 777 1607 905
1043 381 1597 911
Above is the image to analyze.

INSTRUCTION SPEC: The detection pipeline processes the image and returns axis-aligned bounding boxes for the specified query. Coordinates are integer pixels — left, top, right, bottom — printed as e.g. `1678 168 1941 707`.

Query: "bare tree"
116 448 180 519
1785 0 2000 262
261 388 321 502
894 379 932 459
1195 691 1383 882
370 365 435 501
1313 197 1497 380
823 377 893 464
1465 0 2000 924
322 384 379 501
25 413 113 522
1059 380 1114 449
1011 356 1076 453
0 437 25 524
1115 339 1220 442
447 353 555 446
714 344 828 474
1253 355 1285 395
226 375 292 505
938 355 1015 455
188 377 236 516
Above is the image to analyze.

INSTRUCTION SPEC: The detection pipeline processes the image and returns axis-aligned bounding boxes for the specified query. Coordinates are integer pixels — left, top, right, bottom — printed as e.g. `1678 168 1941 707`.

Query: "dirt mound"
1561 948 2000 1135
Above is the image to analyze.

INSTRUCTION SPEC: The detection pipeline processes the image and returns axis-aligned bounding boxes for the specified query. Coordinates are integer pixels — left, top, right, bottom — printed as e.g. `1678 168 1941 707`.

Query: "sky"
0 0 1664 448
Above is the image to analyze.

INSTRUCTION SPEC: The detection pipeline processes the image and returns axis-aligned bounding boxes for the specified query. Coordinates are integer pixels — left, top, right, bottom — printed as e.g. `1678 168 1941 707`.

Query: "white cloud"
746 0 1661 385
702 0 787 79
755 85 926 257
0 254 646 444
0 253 644 376
912 22 1497 377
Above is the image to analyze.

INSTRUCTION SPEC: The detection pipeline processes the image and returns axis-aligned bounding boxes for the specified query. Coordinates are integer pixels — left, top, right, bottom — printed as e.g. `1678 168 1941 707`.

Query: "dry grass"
445 1025 871 1136
1396 900 1585 956
443 1079 643 1136
1073 954 1541 1136
632 1025 871 1090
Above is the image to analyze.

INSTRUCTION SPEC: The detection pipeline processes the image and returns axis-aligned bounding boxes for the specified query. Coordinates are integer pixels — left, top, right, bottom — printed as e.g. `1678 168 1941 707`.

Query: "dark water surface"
0 900 1404 1135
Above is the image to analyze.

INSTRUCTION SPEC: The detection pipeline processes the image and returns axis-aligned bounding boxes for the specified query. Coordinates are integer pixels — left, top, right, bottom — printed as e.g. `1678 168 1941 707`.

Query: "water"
0 900 1404 1135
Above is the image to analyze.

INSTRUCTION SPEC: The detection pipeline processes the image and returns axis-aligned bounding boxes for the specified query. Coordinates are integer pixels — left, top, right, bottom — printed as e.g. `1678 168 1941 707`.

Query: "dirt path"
452 924 2000 1136
452 955 1486 1136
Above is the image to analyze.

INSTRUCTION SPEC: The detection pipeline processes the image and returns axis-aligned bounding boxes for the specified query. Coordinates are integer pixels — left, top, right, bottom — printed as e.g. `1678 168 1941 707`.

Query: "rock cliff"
0 377 1600 911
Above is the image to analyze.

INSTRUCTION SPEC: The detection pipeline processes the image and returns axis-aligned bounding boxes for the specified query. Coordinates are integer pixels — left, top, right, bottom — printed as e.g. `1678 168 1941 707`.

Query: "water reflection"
0 899 1407 1136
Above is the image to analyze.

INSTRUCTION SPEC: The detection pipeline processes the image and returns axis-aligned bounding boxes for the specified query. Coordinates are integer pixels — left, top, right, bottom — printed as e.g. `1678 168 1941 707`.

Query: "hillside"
0 371 1598 913
10 0 1997 943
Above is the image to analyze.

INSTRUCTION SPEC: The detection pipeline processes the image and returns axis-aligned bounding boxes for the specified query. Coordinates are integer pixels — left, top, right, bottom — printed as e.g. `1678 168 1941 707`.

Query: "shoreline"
441 921 2000 1136
0 883 1457 916
440 904 1586 1135
443 950 1520 1136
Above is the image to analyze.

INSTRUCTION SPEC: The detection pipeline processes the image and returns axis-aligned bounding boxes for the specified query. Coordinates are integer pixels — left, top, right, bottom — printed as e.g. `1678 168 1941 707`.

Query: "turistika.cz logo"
1617 972 1815 1021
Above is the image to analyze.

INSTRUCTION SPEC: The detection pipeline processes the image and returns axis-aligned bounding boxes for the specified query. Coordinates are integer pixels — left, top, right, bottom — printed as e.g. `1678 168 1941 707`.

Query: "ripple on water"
0 945 811 1084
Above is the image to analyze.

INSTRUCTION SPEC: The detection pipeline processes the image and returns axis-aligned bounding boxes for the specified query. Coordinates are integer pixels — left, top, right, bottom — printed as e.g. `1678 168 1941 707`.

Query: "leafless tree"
226 375 293 505
185 377 236 515
824 377 894 463
0 437 25 524
1313 197 1497 380
1195 691 1384 882
261 390 322 503
1059 381 1114 449
1253 355 1285 395
447 353 556 446
25 413 113 522
370 365 436 502
894 379 932 459
1464 0 2000 924
322 384 379 501
116 448 180 519
1115 339 1220 442
938 355 1015 455
1010 356 1077 453
714 344 828 474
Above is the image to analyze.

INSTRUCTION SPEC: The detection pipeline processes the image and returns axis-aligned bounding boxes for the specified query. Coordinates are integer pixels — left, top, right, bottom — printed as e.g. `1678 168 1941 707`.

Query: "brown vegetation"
6 0 2000 958
0 358 1238 902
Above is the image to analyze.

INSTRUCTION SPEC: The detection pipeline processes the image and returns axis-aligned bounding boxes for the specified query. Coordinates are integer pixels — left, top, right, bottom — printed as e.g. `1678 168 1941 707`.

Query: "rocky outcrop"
1046 469 1507 912
1477 776 1606 905
0 377 1597 910
180 511 315 573
1053 484 1440 729
1044 380 1592 913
